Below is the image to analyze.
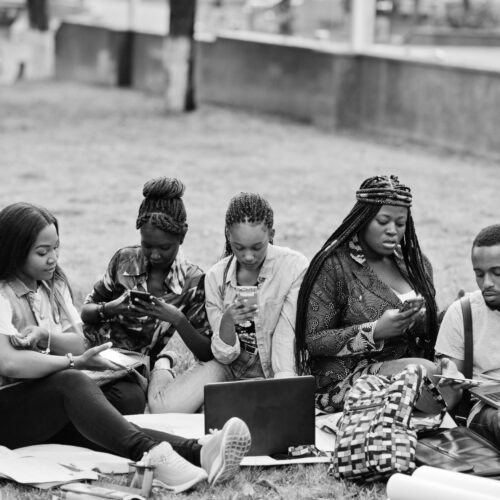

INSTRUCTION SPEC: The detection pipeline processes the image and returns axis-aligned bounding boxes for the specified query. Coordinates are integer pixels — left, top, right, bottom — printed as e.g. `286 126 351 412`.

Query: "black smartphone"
129 290 153 304
399 296 425 313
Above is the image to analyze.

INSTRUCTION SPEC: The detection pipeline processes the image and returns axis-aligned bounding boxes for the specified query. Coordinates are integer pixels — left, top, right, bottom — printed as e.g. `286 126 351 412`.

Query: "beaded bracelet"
97 303 110 321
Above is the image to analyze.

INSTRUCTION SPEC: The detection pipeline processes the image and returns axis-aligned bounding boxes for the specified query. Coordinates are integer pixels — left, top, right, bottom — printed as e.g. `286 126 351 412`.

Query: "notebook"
470 384 500 409
204 376 316 456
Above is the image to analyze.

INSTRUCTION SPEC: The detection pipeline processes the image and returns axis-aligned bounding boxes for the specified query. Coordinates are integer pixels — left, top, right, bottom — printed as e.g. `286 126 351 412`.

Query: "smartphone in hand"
129 289 153 304
399 296 425 313
236 286 258 308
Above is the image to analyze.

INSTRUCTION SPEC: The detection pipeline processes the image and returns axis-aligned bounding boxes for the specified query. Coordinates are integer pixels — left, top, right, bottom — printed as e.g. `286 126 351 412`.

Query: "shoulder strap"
219 255 234 301
455 296 473 425
460 296 473 379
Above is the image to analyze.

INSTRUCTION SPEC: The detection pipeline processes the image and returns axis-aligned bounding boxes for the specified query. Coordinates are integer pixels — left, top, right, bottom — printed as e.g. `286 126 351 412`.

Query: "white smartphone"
236 286 258 308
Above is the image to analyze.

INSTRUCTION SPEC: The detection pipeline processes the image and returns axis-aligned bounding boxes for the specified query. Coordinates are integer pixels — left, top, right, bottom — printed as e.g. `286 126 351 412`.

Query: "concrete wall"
55 22 500 158
55 23 131 86
355 57 500 157
195 33 500 158
195 34 359 128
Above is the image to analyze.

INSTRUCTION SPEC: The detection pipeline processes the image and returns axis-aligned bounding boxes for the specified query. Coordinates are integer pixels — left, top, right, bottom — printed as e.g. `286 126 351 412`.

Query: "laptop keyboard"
487 392 500 402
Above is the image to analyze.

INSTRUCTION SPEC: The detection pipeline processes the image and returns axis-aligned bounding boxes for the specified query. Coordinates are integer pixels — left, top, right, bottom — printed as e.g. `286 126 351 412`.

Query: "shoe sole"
209 417 252 486
153 470 208 494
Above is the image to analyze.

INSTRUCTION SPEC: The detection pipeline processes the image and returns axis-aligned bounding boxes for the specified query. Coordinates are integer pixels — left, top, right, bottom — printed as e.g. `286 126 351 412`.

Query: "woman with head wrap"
295 175 443 413
81 177 212 415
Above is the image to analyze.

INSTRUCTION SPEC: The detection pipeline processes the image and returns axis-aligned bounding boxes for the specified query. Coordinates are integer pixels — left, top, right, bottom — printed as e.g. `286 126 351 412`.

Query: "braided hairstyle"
136 177 188 238
223 192 274 257
295 175 438 374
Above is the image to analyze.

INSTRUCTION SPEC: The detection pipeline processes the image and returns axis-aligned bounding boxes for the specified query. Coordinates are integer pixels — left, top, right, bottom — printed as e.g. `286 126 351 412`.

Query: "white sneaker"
147 442 208 493
200 417 251 486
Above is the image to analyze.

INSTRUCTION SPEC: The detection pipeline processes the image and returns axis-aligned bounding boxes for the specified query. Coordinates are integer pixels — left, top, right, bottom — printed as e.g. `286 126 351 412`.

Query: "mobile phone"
129 289 153 304
433 375 483 387
399 296 425 313
236 286 258 308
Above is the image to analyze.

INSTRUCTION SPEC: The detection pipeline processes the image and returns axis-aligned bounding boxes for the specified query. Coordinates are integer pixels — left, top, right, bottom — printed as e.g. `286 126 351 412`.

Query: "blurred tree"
26 0 49 30
165 0 197 111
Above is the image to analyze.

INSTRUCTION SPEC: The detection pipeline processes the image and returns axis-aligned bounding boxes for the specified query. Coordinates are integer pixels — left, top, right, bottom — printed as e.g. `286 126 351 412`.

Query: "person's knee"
104 381 146 415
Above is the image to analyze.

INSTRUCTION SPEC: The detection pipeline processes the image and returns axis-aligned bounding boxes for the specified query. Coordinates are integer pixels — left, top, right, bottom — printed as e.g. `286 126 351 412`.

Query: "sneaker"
200 417 251 486
147 442 208 493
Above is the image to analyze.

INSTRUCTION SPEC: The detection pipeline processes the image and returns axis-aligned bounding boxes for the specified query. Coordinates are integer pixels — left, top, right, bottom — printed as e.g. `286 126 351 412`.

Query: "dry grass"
0 81 499 499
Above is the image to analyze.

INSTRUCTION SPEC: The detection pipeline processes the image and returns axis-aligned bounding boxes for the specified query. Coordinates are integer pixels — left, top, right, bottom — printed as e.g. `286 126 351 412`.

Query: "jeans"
148 350 266 414
0 370 201 464
470 405 500 446
101 376 147 415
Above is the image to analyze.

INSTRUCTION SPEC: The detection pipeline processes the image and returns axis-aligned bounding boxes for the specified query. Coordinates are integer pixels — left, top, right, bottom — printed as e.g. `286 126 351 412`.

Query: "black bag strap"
455 295 473 425
461 295 473 379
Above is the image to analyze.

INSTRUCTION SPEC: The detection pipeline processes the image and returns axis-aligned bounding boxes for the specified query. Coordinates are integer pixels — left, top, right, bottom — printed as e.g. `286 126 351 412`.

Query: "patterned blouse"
83 246 211 361
305 236 434 412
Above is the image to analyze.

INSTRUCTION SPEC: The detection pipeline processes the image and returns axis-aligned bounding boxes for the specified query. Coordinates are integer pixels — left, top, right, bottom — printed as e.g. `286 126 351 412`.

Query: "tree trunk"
164 0 197 112
26 0 49 31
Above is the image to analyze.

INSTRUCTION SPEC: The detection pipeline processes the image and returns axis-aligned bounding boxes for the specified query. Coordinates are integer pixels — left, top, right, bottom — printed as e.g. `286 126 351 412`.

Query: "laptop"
204 376 316 456
470 384 500 409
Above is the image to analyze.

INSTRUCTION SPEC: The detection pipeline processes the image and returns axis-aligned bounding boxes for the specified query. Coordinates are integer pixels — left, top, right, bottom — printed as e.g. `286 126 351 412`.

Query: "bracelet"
97 303 110 321
66 352 75 369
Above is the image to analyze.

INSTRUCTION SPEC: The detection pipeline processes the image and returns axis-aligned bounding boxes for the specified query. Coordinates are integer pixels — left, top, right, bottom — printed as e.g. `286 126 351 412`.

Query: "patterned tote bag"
331 364 445 482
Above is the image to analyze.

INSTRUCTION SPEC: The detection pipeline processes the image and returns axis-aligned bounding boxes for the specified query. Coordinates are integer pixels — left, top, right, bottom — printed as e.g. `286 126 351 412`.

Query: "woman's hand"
221 298 258 326
103 292 146 319
10 326 49 351
73 342 120 371
373 307 423 340
130 296 183 325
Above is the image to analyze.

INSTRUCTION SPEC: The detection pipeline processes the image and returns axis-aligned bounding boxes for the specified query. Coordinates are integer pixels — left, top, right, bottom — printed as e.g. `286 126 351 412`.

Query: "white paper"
414 466 500 497
0 445 98 485
386 473 497 500
15 444 130 474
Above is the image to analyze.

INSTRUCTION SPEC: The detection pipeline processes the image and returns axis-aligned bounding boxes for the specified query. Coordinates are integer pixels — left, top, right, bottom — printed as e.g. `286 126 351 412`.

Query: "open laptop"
204 376 316 456
470 384 500 409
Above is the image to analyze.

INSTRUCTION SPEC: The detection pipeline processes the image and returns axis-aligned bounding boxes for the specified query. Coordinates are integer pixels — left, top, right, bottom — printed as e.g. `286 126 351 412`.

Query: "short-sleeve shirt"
435 289 500 383
83 246 211 359
0 277 81 388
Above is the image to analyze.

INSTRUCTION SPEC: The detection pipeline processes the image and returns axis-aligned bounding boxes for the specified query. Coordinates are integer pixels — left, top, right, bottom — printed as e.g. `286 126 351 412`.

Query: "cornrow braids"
295 175 438 374
223 192 274 257
136 177 188 236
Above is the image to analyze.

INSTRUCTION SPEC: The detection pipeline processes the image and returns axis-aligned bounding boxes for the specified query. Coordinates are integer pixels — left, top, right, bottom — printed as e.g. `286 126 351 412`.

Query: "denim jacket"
205 244 309 378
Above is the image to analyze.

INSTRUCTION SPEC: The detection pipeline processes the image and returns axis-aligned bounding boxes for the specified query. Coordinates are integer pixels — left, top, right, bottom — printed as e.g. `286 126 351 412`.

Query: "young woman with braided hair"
295 175 451 414
81 177 213 414
205 192 308 379
155 192 309 413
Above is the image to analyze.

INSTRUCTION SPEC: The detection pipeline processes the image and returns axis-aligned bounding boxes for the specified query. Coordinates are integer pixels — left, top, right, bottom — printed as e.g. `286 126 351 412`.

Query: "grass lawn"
0 81 499 499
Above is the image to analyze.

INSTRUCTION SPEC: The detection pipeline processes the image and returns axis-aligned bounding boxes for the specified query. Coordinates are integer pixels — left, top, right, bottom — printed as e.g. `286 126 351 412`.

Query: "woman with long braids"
159 192 309 413
295 175 446 413
81 177 213 414
0 202 251 493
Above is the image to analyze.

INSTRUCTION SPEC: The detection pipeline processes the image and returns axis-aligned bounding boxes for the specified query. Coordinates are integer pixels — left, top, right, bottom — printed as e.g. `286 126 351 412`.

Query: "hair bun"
142 177 185 200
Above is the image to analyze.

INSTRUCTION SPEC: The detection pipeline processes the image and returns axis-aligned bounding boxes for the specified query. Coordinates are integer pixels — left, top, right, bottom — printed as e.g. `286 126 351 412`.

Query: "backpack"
331 364 445 482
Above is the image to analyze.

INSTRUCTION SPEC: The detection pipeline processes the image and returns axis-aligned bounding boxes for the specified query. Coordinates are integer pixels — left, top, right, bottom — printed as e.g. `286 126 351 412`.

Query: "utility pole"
165 0 197 112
